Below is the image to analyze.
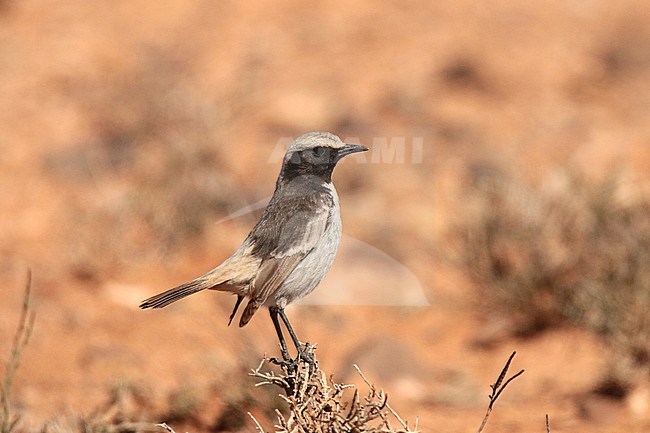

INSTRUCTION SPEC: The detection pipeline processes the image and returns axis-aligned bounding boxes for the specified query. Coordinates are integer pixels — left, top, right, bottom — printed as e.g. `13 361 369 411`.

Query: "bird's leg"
227 295 244 326
268 307 292 364
278 308 315 366
277 308 301 351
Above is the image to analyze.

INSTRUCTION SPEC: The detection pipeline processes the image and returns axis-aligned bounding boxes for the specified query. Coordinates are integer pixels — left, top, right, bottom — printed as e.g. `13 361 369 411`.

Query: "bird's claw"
297 342 316 366
268 342 316 372
268 356 293 367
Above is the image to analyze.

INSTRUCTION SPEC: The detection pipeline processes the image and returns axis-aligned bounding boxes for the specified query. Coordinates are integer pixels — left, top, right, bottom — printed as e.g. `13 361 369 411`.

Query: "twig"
353 365 376 393
545 414 551 433
156 423 176 433
476 351 525 433
252 349 419 432
247 412 265 433
354 364 418 432
1 270 36 433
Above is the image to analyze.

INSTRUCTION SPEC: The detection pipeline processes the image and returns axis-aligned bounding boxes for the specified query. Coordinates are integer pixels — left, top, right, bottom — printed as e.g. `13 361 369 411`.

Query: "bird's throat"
280 160 335 183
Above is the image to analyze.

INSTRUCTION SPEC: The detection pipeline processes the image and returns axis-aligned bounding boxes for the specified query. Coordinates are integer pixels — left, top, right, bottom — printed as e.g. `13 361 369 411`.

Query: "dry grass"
1 271 35 433
453 166 650 393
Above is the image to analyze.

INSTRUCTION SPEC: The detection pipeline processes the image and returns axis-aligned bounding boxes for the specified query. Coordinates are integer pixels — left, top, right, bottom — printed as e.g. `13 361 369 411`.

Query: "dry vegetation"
2 277 534 433
454 167 650 394
2 1 650 431
45 50 239 279
2 279 422 433
1 273 35 433
248 348 419 433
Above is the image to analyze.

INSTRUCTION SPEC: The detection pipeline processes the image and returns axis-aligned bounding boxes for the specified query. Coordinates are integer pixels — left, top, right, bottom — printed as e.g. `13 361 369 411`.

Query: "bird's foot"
268 356 293 367
268 343 316 373
297 342 316 366
268 356 302 380
269 348 293 367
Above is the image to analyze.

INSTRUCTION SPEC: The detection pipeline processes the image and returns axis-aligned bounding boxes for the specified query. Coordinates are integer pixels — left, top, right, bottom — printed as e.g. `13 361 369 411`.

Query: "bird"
140 131 368 364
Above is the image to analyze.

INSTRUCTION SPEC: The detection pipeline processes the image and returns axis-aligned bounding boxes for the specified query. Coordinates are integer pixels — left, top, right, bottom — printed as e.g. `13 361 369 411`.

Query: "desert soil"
1 1 650 432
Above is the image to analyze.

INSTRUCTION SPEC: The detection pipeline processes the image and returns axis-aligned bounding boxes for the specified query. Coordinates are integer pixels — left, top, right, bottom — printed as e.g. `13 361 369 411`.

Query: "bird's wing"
238 190 332 326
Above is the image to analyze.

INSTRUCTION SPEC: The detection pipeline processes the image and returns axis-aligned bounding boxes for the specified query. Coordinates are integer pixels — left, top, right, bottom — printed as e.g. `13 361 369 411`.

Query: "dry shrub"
43 349 419 433
454 166 650 392
249 347 419 433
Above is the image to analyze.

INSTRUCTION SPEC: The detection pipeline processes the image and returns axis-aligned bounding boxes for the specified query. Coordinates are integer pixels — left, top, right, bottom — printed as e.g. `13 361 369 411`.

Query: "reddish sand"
1 1 649 432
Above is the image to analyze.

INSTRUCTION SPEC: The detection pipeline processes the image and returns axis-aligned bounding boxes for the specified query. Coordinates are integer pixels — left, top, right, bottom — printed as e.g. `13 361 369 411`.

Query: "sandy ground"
1 1 650 432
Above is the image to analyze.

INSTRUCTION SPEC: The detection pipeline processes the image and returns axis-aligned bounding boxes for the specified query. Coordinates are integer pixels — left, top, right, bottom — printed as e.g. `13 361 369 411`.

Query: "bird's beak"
336 143 368 161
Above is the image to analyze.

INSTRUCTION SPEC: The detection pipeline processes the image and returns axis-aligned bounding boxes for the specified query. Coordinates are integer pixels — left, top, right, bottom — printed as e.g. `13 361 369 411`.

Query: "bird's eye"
312 147 327 157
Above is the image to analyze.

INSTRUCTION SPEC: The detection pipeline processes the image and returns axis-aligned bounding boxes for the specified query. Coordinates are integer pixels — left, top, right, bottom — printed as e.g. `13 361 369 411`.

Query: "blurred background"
1 1 649 431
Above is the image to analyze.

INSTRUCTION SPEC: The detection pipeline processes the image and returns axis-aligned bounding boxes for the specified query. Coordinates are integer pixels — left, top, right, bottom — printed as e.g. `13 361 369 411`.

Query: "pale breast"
270 185 342 308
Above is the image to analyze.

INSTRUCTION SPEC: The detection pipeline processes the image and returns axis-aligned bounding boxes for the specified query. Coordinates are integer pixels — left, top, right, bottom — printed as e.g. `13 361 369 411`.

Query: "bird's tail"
139 276 214 309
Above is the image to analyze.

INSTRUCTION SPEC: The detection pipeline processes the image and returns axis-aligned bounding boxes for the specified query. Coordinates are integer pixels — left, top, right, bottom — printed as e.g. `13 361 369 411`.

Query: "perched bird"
140 132 367 363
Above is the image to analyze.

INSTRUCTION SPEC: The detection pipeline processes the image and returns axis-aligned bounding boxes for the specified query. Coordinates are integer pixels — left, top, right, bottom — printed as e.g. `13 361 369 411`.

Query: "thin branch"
490 369 525 409
252 349 419 432
1 269 36 433
476 351 525 433
489 351 515 400
247 413 265 433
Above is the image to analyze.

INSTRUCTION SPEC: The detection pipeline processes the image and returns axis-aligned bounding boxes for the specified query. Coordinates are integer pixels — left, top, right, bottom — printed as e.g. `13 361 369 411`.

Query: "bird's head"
281 132 368 182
